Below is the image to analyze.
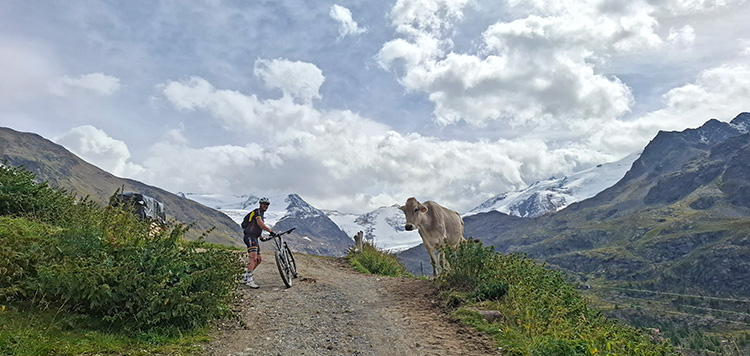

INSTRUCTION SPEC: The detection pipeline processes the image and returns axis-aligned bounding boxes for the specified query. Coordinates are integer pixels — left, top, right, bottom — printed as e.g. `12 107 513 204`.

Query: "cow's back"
425 201 464 246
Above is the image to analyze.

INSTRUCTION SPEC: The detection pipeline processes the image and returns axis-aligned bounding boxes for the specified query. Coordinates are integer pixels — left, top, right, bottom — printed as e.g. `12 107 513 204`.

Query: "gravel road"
204 254 501 356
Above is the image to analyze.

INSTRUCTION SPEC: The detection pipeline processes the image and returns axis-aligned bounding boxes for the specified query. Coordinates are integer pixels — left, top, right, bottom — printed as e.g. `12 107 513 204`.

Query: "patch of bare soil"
204 254 501 356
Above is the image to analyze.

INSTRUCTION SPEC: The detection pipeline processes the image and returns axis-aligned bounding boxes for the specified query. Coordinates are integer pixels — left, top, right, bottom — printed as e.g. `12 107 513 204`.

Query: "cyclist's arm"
256 216 274 234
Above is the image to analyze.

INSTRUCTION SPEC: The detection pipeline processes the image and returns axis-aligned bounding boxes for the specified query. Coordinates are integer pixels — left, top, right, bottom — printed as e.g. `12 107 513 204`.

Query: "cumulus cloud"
388 0 472 38
152 72 615 213
376 0 734 128
254 58 324 104
585 63 750 157
48 72 121 97
162 76 322 139
4 0 749 217
661 0 747 15
667 25 695 50
329 4 367 40
55 125 144 177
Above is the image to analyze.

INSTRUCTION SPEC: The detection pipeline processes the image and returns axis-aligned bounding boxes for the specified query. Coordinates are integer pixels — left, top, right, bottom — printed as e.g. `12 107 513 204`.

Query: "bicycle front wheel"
275 251 292 288
284 243 298 278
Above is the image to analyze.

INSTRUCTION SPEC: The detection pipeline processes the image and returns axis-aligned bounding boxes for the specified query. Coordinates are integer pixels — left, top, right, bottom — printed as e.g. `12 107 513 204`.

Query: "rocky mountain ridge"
466 152 641 218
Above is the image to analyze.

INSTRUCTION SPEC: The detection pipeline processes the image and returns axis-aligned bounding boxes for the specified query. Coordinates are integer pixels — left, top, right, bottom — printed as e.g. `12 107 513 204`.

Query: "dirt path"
204 254 501 356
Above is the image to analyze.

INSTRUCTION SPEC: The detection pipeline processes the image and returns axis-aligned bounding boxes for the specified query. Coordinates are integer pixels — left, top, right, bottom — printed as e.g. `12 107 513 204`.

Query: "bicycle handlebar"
261 228 296 241
275 228 296 236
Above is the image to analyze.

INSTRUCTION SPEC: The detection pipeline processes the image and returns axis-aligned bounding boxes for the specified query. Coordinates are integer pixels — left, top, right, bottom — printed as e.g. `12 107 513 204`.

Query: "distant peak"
730 112 750 133
241 195 260 209
285 193 307 206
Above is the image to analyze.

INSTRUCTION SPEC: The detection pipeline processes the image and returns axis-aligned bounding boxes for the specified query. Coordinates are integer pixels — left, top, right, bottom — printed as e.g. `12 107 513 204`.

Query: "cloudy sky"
1 0 749 214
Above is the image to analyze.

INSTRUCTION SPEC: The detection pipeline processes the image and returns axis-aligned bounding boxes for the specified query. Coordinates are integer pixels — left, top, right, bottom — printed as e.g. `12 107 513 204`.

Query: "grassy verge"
0 305 207 355
346 242 410 277
439 241 678 356
0 165 242 355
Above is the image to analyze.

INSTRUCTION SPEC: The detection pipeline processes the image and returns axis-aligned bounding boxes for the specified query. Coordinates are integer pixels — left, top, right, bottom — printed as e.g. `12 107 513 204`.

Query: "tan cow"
399 197 465 277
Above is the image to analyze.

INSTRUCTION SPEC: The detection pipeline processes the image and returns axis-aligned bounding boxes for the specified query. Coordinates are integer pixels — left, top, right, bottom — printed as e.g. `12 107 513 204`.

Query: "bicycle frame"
262 228 298 288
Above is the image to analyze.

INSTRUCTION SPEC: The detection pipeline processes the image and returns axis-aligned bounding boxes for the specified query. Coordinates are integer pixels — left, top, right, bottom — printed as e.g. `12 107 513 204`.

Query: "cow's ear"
398 205 405 212
419 205 428 213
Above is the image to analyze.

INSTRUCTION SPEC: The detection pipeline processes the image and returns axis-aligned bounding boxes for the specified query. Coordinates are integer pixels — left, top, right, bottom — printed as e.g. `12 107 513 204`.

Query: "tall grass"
440 241 677 356
346 242 409 277
0 165 243 353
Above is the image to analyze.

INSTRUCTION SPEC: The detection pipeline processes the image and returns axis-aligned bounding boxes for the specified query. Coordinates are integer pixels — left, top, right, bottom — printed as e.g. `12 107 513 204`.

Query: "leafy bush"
37 223 241 330
0 165 81 224
440 241 507 301
0 217 56 301
469 281 508 301
440 241 677 355
347 242 409 277
0 165 243 332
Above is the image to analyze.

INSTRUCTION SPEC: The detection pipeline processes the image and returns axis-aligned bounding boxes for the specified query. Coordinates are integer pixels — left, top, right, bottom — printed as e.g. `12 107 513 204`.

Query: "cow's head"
399 197 428 231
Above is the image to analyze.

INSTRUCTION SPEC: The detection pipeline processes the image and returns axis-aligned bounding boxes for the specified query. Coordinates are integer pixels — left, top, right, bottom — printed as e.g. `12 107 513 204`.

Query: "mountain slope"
487 113 750 291
455 113 750 338
397 113 750 336
0 127 243 246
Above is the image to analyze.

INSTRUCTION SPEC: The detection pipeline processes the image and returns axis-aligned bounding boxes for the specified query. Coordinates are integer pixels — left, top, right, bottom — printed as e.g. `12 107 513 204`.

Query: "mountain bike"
261 228 298 288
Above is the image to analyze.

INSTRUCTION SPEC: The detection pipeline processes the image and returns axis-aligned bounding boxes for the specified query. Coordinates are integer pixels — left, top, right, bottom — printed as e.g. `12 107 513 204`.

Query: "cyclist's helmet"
259 197 270 205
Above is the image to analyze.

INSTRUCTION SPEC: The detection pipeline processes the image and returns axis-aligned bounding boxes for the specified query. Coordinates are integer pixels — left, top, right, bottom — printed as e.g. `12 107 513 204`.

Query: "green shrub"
531 337 587 356
0 217 57 301
469 281 508 301
440 241 677 355
440 241 508 301
347 242 409 277
34 216 242 331
0 165 81 224
0 165 243 332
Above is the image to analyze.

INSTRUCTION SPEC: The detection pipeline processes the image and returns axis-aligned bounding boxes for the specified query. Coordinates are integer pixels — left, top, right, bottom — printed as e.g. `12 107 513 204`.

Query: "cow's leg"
423 243 438 277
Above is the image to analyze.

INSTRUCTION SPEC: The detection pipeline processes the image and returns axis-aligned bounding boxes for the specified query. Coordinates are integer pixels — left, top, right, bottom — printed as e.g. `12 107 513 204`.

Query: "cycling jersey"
242 208 265 238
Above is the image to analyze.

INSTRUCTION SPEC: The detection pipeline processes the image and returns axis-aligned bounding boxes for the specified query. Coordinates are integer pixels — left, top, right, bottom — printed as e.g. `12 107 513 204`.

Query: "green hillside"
0 127 243 247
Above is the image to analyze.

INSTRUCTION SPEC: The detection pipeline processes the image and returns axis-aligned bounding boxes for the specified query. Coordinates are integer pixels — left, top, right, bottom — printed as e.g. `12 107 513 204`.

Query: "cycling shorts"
244 234 260 254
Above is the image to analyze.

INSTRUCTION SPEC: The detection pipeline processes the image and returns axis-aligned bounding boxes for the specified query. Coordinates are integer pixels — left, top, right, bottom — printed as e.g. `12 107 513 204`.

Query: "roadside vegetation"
0 165 243 355
346 241 409 277
349 239 678 355
439 241 678 355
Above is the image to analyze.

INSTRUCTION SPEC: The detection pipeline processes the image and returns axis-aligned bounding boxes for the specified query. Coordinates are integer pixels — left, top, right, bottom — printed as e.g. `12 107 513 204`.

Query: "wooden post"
354 231 364 253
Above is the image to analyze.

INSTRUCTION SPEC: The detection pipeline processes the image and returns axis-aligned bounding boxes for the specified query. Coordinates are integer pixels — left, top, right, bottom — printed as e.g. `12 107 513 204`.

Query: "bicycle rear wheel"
284 243 298 278
275 251 292 288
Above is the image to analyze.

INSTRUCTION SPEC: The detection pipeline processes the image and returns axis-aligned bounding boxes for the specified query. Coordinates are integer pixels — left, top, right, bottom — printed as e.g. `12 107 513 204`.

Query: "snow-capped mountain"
179 192 289 226
466 151 642 218
180 192 353 256
179 149 641 255
325 205 422 252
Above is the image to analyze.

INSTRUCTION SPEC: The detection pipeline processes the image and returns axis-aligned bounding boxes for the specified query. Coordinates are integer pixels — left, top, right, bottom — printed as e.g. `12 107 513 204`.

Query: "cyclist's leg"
245 235 262 287
247 234 260 271
242 236 251 281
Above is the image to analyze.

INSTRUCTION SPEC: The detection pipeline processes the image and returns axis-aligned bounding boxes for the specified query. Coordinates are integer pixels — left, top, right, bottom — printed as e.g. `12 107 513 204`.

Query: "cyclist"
241 197 275 288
